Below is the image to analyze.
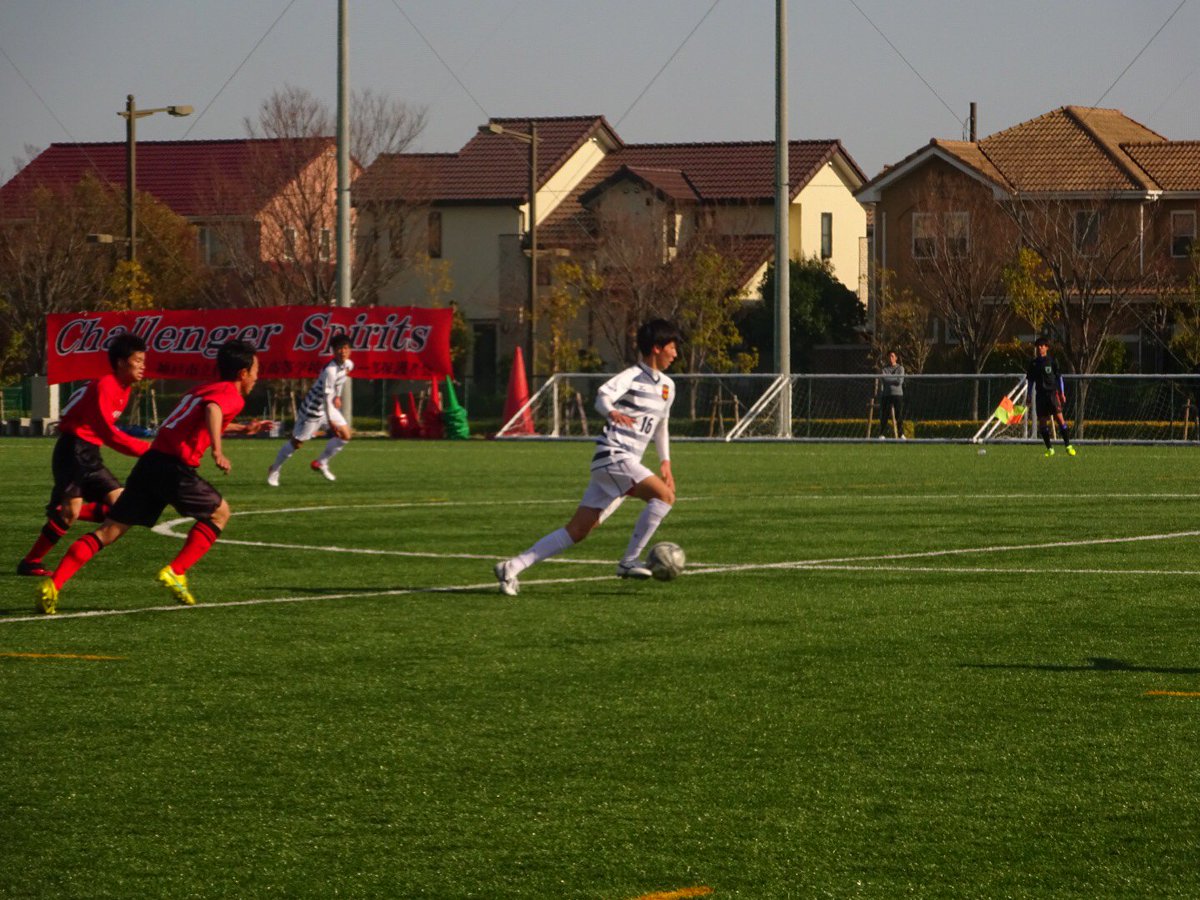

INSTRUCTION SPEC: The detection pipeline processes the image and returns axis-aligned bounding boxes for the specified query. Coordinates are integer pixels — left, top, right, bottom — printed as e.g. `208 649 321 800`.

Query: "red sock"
25 516 70 564
170 521 221 575
53 533 104 589
77 502 109 523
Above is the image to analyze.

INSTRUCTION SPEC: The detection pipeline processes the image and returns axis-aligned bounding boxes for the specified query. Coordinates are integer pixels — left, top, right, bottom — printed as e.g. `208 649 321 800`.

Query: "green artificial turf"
2 437 1199 898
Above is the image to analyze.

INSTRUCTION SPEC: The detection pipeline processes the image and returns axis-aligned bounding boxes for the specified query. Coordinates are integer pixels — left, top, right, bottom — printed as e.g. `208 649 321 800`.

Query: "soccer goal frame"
494 372 1200 444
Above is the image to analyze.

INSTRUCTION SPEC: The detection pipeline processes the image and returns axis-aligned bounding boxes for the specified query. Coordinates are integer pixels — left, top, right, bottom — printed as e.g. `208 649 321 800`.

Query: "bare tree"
200 85 428 308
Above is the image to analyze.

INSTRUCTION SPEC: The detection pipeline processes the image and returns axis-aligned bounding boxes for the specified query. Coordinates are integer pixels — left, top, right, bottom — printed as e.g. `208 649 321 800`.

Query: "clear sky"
1 0 1197 183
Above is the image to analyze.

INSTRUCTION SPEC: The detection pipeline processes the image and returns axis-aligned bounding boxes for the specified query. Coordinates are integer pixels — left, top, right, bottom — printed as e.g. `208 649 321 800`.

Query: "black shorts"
1035 389 1063 416
108 450 224 528
45 433 122 516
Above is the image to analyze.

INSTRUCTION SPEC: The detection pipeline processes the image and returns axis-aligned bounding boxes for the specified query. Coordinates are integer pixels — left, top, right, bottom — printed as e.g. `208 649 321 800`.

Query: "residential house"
857 106 1200 372
0 138 354 302
358 117 868 385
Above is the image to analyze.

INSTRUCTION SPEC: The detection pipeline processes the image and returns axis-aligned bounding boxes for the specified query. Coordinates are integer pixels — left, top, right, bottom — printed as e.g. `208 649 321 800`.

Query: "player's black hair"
330 333 352 352
216 339 257 381
1034 336 1050 348
636 319 681 356
107 332 147 370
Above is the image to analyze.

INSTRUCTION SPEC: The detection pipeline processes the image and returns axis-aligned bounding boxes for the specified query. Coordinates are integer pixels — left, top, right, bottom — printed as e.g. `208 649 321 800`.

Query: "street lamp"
117 94 192 264
479 120 539 366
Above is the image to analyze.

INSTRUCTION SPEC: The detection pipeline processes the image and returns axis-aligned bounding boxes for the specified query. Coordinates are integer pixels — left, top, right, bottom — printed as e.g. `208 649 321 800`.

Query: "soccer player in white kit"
494 319 680 596
267 334 354 485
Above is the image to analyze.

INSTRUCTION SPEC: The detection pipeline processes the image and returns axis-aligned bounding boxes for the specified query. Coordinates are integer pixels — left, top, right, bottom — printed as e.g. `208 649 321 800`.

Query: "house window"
667 202 678 249
1171 211 1196 258
945 212 969 257
282 226 297 261
820 212 833 259
427 211 442 259
319 228 332 262
912 213 936 259
389 221 405 259
198 226 233 269
1074 210 1101 256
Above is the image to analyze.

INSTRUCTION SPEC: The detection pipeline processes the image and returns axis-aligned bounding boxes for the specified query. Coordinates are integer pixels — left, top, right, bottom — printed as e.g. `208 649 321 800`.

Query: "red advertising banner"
46 306 453 384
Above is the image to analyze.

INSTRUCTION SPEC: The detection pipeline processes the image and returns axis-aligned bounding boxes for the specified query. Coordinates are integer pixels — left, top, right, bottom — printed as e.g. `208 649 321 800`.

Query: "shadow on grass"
962 657 1200 676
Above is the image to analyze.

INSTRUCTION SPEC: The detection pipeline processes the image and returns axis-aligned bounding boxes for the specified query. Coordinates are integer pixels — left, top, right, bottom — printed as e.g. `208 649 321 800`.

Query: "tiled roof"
0 138 334 219
977 106 1165 192
540 139 861 244
579 165 701 205
357 116 621 204
930 139 1011 190
1122 141 1200 191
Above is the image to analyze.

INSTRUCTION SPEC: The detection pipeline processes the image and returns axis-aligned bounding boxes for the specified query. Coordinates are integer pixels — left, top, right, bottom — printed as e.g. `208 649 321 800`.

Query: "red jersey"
151 380 245 467
58 373 150 458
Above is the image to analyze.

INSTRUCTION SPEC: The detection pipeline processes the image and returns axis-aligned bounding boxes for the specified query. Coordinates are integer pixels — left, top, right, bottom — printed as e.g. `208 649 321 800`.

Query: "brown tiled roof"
976 105 1165 192
588 166 701 203
0 138 334 219
541 139 861 244
357 116 621 204
1122 141 1200 191
930 139 1011 190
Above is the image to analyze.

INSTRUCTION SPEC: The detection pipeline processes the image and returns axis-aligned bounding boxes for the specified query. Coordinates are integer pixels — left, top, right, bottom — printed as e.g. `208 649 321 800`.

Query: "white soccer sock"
621 499 671 565
271 441 297 470
510 527 575 576
317 436 348 464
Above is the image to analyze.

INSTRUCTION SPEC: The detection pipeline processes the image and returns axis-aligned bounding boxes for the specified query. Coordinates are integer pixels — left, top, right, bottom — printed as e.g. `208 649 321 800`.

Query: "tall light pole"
117 95 192 264
479 121 539 367
775 0 792 437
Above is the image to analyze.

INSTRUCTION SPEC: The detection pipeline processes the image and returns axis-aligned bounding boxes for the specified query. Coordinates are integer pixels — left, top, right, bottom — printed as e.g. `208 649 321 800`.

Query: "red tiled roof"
929 139 1012 191
579 165 701 205
357 116 622 204
0 138 334 219
1122 141 1200 191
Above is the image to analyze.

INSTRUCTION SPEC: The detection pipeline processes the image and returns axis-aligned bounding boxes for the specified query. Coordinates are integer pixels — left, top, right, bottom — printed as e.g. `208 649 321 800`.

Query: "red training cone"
501 346 535 435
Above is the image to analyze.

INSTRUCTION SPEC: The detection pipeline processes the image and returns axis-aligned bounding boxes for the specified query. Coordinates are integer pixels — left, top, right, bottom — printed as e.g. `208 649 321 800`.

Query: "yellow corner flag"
994 396 1026 425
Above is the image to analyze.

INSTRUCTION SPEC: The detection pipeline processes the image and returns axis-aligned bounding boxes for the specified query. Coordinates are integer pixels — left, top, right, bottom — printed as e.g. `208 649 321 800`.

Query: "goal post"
493 372 1200 444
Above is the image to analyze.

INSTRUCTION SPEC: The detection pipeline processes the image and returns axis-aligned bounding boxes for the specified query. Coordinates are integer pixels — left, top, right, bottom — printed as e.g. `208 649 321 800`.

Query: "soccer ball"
646 541 686 581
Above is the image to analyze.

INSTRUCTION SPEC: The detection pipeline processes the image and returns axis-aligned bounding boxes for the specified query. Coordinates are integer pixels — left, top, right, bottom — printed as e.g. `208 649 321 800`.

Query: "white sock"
621 499 671 565
317 437 348 464
272 441 297 470
510 527 574 576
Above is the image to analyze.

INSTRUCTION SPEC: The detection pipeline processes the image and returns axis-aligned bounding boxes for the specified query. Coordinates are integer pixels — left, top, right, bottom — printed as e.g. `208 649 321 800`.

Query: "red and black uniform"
19 375 150 574
47 374 150 514
110 380 245 527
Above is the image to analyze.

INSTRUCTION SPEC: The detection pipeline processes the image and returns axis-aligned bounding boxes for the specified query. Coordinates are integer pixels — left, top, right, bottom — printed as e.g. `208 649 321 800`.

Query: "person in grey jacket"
879 350 906 439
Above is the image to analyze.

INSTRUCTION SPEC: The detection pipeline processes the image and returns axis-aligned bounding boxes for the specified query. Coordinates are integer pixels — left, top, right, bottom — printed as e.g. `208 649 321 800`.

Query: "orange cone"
502 346 535 435
388 395 407 438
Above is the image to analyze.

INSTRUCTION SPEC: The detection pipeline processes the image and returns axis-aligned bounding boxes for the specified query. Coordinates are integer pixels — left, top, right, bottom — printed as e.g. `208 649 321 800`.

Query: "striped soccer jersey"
298 358 354 424
590 362 674 469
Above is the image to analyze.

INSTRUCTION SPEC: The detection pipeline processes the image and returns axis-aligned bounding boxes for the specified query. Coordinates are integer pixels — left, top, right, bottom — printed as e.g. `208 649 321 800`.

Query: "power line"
845 0 962 127
1095 0 1189 106
389 0 490 119
183 0 301 138
615 0 723 127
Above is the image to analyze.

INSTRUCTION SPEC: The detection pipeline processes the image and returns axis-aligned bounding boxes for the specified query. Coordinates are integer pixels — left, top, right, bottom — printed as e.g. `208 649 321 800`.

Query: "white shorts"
292 410 345 442
580 458 654 510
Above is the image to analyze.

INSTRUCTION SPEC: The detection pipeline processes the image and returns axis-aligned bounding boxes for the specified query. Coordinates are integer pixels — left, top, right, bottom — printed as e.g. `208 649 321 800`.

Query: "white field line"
5 528 1199 626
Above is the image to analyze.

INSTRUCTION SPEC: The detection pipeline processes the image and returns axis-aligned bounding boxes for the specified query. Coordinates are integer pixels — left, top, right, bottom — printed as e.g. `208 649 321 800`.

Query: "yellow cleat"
157 565 195 606
35 577 59 615
1067 446 1077 456
1044 448 1055 458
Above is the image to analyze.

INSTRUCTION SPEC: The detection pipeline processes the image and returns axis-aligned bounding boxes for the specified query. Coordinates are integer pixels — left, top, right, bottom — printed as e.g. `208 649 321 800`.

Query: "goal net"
496 373 1200 444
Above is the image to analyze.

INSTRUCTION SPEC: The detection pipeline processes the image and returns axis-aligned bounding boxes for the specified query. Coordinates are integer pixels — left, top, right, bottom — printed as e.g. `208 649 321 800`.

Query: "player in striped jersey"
494 319 680 596
267 334 354 485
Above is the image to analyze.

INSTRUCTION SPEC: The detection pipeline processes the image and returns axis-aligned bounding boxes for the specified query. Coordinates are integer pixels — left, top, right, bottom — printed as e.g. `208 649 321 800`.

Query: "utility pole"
336 0 353 419
775 0 792 436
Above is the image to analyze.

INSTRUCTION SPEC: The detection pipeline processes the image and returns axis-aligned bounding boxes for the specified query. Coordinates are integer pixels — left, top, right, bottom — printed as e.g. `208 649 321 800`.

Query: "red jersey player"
36 339 259 614
17 333 151 577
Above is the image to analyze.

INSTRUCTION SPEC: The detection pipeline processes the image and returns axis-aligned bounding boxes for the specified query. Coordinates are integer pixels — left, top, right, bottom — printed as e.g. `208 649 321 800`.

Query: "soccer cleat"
35 577 59 615
494 560 519 597
1044 448 1055 458
1067 446 1077 456
266 466 281 487
17 559 49 577
157 565 195 606
311 459 336 482
616 561 653 580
